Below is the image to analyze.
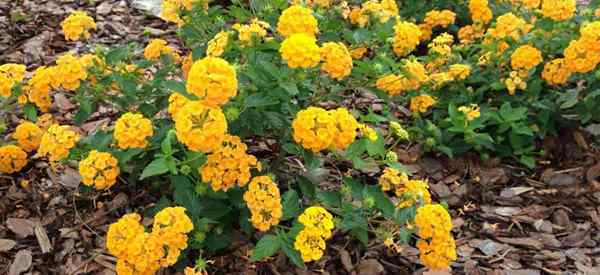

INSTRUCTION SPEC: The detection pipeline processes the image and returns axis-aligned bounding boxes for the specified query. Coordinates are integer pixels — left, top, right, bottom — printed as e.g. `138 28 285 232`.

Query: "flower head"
79 150 119 190
13 121 43 152
207 31 229 57
144 39 180 61
277 5 318 37
292 107 335 152
321 42 353 80
61 11 96 41
392 21 421 57
541 0 576 21
0 64 26 98
38 124 80 162
458 104 481 121
114 113 154 149
186 57 237 106
298 206 334 239
280 33 321 69
410 95 436 114
243 176 282 231
174 101 227 153
0 145 28 174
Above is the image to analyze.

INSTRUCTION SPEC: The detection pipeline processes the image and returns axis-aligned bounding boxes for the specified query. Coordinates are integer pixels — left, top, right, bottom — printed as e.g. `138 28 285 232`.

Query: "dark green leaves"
250 235 280 262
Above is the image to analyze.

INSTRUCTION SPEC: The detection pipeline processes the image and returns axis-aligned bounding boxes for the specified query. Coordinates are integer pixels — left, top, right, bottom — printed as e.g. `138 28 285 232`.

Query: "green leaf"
363 185 395 219
317 190 342 209
74 100 93 124
204 227 232 251
140 158 170 180
281 190 301 221
244 94 280 108
278 233 306 269
23 104 37 122
351 227 369 246
250 235 281 262
298 176 316 200
105 46 130 65
280 82 299 96
171 175 202 217
365 130 385 157
519 155 536 169
343 177 363 200
162 80 187 93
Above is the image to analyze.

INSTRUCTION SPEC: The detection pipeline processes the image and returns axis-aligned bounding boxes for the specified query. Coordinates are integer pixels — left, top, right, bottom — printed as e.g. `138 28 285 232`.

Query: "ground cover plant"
1 0 600 273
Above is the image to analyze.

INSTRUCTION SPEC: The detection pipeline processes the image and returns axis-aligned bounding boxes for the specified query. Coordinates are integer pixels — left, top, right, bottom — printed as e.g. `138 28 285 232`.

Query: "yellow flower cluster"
541 0 576 21
563 21 600 74
448 64 471 80
206 31 229 57
168 92 190 117
376 60 429 95
348 0 398 27
415 204 456 271
596 8 600 17
350 46 368 59
280 33 322 69
292 107 359 152
457 24 485 44
144 39 180 61
378 167 432 208
174 101 227 153
390 121 410 140
294 206 334 262
0 63 26 98
506 0 540 8
200 135 260 191
55 53 88 91
233 19 270 46
458 104 481 121
542 58 571 85
106 207 193 275
424 10 456 29
485 13 532 53
61 11 96 41
25 66 56 112
161 0 196 26
79 150 119 190
13 121 43 152
510 45 543 73
0 145 28 174
410 95 437 114
376 74 404 96
38 124 80 162
186 57 237 106
428 33 454 57
504 71 528 95
392 21 422 57
182 53 193 79
277 5 319 38
243 176 282 232
469 0 493 24
358 123 378 141
321 42 353 80
114 113 154 150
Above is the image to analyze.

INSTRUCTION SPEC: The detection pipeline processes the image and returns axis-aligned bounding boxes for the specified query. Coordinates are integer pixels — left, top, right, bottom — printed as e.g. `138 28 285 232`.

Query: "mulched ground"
1 1 600 274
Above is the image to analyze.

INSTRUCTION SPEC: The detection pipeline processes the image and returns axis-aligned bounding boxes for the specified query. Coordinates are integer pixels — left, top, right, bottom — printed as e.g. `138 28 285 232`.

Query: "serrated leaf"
281 190 301 221
250 235 280 262
317 190 342 209
244 94 279 108
140 158 169 180
279 235 306 269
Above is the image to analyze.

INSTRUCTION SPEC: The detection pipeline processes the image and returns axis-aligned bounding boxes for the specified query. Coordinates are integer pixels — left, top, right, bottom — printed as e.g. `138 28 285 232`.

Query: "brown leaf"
500 187 534 198
54 93 76 112
34 225 52 253
496 237 542 250
338 248 353 273
548 174 578 187
6 218 35 238
479 168 509 185
0 239 17 252
586 163 600 184
356 259 384 275
59 167 81 189
9 249 32 275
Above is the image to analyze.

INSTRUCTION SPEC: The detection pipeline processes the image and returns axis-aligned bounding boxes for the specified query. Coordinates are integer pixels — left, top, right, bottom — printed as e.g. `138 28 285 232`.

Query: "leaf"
363 185 395 219
250 235 281 262
365 130 385 157
519 155 536 169
74 100 93 125
279 234 306 269
317 190 342 209
280 82 299 96
171 175 202 217
162 80 187 93
105 46 130 65
343 177 363 200
140 158 170 180
23 104 37 122
281 190 301 221
204 227 232 251
244 94 279 108
297 176 316 200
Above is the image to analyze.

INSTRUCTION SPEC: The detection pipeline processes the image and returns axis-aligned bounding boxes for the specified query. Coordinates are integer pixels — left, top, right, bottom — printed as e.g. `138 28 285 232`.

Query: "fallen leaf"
34 225 52 253
494 207 522 217
6 218 35 238
0 239 17 252
9 249 32 275
500 187 533 198
356 259 384 275
59 167 81 188
586 163 600 184
338 248 353 273
496 237 542 250
548 174 578 187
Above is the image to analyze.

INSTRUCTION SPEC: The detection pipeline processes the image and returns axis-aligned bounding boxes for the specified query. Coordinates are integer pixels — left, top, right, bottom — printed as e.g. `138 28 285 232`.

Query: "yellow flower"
61 11 96 41
292 107 335 152
106 213 146 259
168 92 190 117
38 124 80 162
291 0 331 8
427 33 454 57
113 113 154 150
469 0 493 24
541 0 576 21
329 108 358 150
294 228 326 262
207 31 229 57
55 53 88 91
376 74 405 96
200 135 260 191
321 42 353 80
36 114 55 131
403 60 429 90
232 19 270 46
349 47 368 59
182 53 193 79
542 58 572 85
79 150 119 190
415 204 456 271
379 167 432 208
280 33 322 69
595 8 600 17
410 95 436 114
152 206 194 235
510 45 543 72
392 21 421 57
458 104 481 121
13 121 43 152
448 64 471 80
174 101 228 153
486 13 531 43
26 66 56 112
457 24 485 44
0 63 26 98
389 121 409 140
161 0 198 26
243 176 282 232
423 10 456 28
358 123 378 141
186 57 237 107
298 206 335 239
277 5 318 37
0 145 28 174
144 39 180 61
